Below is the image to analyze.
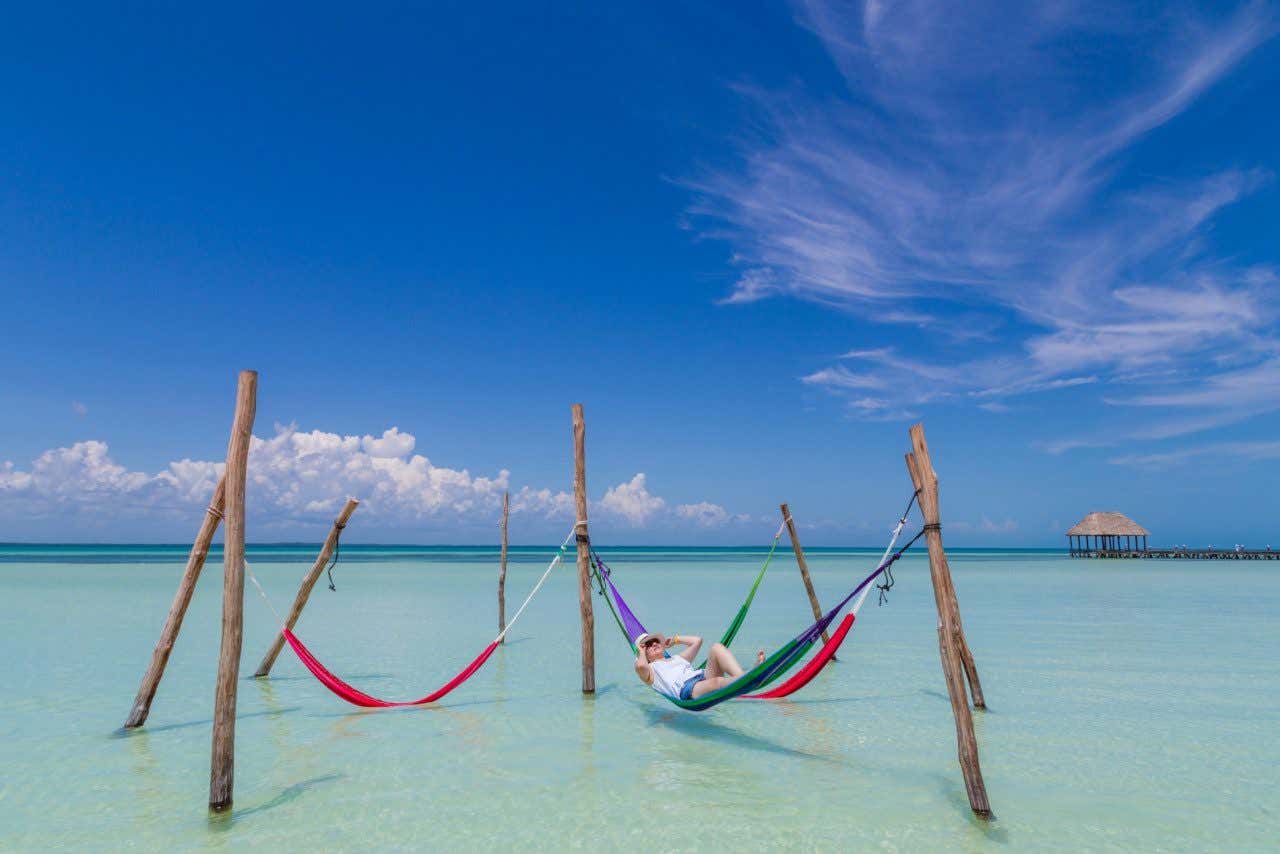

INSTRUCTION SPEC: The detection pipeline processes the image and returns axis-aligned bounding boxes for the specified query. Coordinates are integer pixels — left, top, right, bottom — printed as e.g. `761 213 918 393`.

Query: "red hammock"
743 613 855 700
283 629 498 708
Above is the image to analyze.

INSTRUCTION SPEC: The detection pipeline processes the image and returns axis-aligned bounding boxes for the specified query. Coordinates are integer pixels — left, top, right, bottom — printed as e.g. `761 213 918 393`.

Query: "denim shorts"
678 672 707 700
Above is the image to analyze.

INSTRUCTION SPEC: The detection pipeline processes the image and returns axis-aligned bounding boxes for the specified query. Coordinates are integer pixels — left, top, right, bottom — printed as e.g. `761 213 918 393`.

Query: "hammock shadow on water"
303 696 510 720
110 707 303 738
634 701 846 766
250 673 395 684
207 774 344 828
767 690 918 707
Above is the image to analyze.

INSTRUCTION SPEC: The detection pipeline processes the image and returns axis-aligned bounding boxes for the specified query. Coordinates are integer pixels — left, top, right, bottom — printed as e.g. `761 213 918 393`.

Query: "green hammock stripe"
664 636 808 710
592 535 819 705
695 532 782 669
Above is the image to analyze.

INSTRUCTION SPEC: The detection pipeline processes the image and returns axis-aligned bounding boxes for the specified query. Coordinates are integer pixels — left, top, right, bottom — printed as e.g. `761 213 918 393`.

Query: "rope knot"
206 505 224 520
923 522 941 532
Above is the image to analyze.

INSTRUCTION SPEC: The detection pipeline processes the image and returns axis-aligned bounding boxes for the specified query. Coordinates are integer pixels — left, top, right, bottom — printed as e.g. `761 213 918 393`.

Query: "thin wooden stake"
498 490 509 642
209 370 257 813
572 403 595 694
251 497 360 678
905 424 992 820
780 503 833 654
123 475 227 729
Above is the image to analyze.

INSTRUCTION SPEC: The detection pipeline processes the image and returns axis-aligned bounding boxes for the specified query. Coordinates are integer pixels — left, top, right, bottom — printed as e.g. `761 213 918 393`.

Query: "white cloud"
510 485 575 519
0 430 743 535
21 441 151 500
675 501 731 527
597 473 667 526
71 402 88 416
361 427 415 458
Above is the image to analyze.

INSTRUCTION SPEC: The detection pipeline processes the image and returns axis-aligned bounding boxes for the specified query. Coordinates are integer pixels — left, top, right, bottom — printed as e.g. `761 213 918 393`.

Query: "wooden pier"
1072 547 1278 560
1067 511 1275 560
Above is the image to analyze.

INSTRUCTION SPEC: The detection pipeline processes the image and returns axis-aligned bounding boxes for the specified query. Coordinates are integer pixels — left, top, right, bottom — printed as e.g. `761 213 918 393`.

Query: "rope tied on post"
877 525 928 606
574 519 590 546
326 520 346 591
206 504 225 521
876 491 922 606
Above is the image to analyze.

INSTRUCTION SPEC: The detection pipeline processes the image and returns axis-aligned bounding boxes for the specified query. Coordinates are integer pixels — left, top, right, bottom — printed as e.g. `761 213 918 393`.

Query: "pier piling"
252 498 360 678
572 404 595 694
780 503 833 655
123 476 227 729
498 490 509 642
905 423 992 819
209 370 257 813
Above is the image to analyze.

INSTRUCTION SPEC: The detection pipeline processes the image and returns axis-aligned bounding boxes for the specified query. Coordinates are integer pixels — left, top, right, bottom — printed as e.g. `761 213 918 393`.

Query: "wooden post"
209 370 257 813
251 497 360 678
571 403 595 694
123 475 227 729
779 503 833 654
905 423 992 819
498 490 509 642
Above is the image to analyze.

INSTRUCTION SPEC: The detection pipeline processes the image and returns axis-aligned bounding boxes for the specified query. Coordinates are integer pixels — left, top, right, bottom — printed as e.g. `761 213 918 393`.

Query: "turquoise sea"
1 543 1276 850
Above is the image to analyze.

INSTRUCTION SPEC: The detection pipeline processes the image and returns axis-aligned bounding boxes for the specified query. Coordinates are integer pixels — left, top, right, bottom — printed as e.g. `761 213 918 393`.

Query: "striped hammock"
593 518 920 711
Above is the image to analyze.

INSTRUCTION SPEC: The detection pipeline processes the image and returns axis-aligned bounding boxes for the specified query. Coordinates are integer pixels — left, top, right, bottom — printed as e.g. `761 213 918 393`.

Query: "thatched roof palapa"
1066 512 1149 537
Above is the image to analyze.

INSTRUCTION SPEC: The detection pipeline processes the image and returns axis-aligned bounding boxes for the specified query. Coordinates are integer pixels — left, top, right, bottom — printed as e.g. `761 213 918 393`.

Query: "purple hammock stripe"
601 564 647 642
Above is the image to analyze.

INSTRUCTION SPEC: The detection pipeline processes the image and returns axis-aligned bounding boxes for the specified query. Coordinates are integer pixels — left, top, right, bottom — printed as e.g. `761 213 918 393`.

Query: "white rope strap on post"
494 528 577 644
776 518 789 539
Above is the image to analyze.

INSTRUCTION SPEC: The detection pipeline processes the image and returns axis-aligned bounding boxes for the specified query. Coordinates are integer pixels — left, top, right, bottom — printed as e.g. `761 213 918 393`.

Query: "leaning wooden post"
780 503 833 653
498 490 509 642
908 425 985 709
209 370 257 813
571 403 595 694
123 475 227 729
252 497 360 678
905 425 992 820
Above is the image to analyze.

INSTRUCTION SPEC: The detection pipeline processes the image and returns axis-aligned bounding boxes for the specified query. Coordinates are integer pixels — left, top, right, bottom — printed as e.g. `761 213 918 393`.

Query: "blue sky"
2 2 1278 546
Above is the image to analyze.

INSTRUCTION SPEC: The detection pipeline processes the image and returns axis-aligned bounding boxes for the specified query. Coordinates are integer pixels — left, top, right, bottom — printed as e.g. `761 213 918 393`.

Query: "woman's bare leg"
705 642 744 678
690 646 767 699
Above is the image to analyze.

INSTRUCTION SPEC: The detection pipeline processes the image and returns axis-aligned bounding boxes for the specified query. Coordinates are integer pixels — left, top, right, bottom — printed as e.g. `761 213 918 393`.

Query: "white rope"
244 527 576 640
245 560 284 624
494 528 577 643
849 516 909 619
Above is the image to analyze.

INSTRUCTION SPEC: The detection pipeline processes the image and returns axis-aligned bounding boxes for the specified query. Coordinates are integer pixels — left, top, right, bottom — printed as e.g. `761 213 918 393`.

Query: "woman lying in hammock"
634 631 765 701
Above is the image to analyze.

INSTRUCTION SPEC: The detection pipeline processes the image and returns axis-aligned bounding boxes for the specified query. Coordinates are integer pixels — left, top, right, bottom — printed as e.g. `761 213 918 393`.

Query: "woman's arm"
675 635 702 662
634 649 652 684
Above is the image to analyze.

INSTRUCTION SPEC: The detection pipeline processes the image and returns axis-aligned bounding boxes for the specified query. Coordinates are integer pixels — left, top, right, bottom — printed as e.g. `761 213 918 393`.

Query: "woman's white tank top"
649 655 702 698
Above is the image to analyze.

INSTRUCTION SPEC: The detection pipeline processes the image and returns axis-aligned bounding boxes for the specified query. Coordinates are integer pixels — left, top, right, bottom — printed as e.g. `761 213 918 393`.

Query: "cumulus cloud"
509 485 576 519
675 501 731 528
597 473 667 526
0 428 744 534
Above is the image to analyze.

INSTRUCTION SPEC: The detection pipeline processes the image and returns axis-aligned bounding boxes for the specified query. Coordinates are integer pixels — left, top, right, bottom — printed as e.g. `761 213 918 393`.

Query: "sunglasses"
642 638 663 647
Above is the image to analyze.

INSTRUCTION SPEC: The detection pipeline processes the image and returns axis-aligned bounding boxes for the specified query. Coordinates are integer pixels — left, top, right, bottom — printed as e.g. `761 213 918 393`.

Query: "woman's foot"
756 649 766 665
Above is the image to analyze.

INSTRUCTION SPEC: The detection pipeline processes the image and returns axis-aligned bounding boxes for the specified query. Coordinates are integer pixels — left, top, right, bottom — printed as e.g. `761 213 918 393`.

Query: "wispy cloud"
692 1 1278 436
1109 439 1280 468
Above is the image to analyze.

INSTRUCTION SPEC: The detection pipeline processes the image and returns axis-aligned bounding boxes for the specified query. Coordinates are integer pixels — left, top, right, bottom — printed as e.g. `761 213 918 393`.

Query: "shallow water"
1 544 1276 850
